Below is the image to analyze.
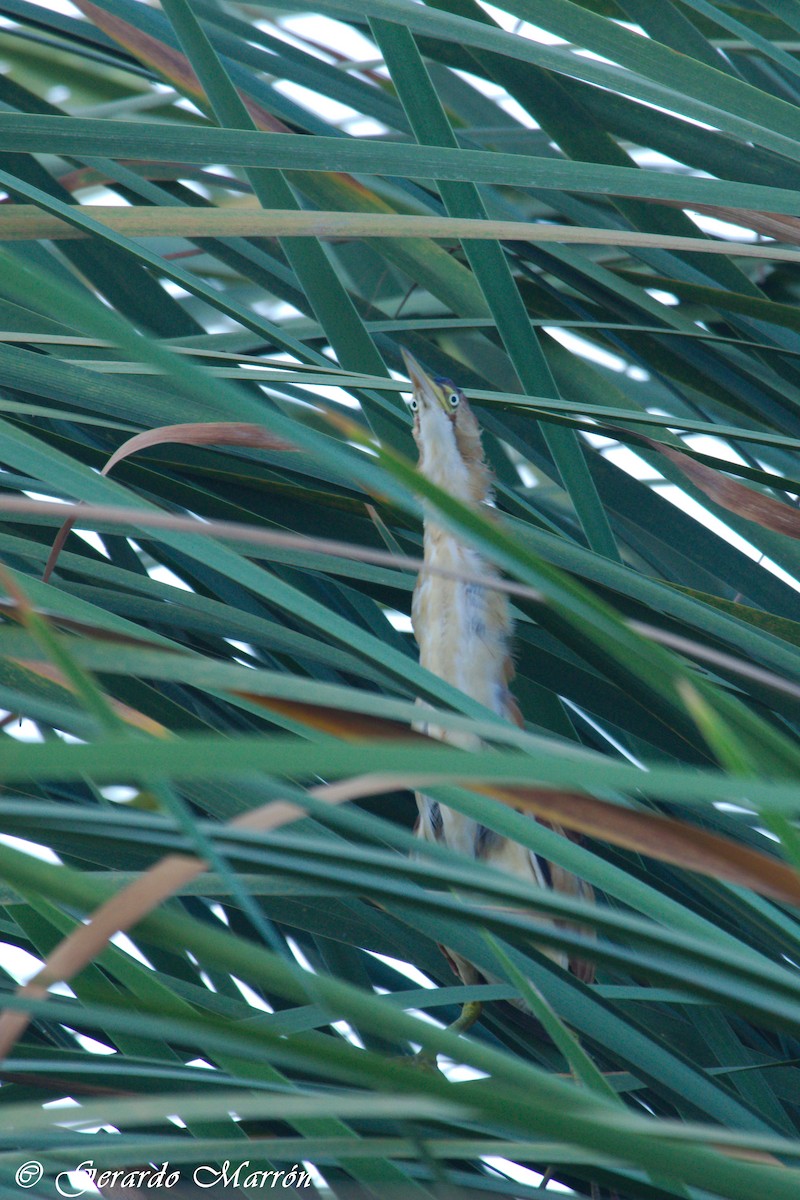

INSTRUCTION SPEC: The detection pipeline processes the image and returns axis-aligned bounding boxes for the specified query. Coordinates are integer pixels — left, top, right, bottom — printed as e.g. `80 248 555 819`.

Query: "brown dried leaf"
237 695 429 741
680 203 800 244
614 426 800 540
0 775 360 1057
642 196 800 246
43 421 296 582
101 422 295 475
73 0 290 132
484 784 800 907
658 445 800 538
244 699 800 907
9 658 167 738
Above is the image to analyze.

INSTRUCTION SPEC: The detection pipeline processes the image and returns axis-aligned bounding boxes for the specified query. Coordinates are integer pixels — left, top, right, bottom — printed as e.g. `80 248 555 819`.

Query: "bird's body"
402 349 593 992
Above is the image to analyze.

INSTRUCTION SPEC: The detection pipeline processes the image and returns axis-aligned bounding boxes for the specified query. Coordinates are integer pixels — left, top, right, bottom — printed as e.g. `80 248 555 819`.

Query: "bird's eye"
409 397 418 412
448 392 460 408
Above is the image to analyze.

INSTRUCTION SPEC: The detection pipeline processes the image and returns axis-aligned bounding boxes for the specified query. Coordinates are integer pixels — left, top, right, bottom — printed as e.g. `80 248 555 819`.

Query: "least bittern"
402 349 594 1033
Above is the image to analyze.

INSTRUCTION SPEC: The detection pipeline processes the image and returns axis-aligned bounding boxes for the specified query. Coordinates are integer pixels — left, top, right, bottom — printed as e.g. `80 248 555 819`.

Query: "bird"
401 348 594 1032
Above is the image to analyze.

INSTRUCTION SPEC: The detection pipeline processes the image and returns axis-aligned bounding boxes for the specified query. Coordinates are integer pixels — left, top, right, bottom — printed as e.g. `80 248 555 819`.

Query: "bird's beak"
401 348 440 411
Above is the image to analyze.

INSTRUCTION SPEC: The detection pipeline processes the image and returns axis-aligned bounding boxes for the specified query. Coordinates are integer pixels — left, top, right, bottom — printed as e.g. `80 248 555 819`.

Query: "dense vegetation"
0 1 800 1196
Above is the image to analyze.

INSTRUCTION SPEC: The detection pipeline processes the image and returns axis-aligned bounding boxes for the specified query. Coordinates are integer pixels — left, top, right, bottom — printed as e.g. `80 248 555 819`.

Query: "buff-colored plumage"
402 349 593 994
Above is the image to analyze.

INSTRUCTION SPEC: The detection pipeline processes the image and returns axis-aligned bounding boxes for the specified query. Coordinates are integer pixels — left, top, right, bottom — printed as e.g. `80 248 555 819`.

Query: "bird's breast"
413 531 512 727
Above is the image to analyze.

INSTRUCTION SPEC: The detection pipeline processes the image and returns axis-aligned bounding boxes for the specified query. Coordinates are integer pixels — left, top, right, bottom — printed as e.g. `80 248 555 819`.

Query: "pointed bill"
401 348 442 412
401 347 432 390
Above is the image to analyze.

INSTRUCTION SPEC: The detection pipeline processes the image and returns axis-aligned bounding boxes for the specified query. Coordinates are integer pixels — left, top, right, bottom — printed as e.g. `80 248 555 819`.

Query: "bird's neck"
422 519 486 568
418 445 492 562
422 505 496 577
417 436 492 508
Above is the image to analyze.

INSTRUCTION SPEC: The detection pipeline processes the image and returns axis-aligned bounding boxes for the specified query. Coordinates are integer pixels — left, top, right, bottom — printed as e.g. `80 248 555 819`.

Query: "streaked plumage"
402 348 594 993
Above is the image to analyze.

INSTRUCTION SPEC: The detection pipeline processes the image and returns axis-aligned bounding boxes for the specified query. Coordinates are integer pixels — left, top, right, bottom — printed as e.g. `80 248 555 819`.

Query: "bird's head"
401 348 491 505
